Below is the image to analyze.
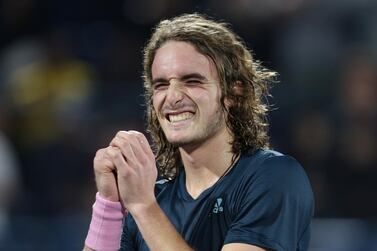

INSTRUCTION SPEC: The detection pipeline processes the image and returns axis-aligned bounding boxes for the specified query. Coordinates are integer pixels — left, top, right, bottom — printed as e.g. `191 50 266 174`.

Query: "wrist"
85 193 126 251
94 173 120 202
97 191 119 203
127 198 158 219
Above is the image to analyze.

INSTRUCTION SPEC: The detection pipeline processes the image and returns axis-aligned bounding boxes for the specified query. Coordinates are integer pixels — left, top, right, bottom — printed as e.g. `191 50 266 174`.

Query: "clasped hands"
93 130 158 214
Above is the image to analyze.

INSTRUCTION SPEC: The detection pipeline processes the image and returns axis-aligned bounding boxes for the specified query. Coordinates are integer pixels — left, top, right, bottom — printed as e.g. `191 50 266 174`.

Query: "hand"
93 146 121 202
110 130 158 213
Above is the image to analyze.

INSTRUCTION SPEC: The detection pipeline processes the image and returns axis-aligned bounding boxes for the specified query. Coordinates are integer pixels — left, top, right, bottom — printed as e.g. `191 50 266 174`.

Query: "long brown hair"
143 13 277 179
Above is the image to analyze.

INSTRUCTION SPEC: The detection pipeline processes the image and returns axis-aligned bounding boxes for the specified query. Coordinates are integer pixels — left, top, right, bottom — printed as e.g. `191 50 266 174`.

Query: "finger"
127 130 155 158
94 148 107 163
110 136 139 166
113 131 147 161
105 146 129 174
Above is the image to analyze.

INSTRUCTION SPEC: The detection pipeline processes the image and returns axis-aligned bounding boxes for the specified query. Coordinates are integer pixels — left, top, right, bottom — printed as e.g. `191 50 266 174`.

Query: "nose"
165 80 184 106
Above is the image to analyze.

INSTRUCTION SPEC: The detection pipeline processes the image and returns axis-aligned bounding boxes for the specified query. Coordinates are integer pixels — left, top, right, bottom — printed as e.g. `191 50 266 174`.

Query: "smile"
168 112 194 123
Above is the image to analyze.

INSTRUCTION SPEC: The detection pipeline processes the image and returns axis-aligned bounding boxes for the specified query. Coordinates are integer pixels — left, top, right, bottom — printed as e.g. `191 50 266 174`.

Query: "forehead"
151 41 218 80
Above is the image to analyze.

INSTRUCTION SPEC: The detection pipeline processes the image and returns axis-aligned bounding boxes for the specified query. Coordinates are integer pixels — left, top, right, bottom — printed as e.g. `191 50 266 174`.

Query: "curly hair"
143 13 277 179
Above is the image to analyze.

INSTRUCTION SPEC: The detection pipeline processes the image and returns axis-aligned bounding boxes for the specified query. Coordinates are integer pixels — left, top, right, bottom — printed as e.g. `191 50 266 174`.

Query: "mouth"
166 111 195 123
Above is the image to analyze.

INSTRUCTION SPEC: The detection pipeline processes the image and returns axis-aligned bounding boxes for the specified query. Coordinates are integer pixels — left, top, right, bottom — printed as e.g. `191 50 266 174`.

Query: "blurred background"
0 0 376 250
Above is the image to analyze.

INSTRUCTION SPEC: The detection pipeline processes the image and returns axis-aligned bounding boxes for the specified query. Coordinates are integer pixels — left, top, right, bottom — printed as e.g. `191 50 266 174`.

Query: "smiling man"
84 14 314 251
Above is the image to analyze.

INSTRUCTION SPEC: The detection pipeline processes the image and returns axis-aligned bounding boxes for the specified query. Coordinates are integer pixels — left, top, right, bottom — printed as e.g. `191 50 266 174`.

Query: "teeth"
169 112 194 122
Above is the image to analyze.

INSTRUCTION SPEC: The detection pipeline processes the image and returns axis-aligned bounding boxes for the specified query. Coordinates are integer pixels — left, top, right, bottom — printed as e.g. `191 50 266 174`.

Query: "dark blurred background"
0 0 376 250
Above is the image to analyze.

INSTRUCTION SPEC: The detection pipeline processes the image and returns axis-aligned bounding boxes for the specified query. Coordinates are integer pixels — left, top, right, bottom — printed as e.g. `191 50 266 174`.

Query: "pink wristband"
85 193 126 251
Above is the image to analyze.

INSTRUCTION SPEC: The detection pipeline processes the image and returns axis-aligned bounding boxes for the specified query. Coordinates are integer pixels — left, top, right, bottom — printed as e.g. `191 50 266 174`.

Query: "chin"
165 134 191 146
167 137 189 147
168 135 206 149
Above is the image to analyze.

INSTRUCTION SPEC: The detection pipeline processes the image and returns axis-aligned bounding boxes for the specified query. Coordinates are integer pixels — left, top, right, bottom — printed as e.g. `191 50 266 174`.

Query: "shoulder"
224 150 314 250
240 149 314 201
242 149 308 180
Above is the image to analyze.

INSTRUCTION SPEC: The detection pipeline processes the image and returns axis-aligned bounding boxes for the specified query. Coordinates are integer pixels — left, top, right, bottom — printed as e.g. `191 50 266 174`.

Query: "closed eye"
181 73 206 85
153 82 169 91
185 79 203 85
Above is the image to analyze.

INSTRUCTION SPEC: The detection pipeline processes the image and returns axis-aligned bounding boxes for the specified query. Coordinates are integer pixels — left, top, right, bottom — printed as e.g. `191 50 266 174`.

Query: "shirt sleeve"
224 155 314 251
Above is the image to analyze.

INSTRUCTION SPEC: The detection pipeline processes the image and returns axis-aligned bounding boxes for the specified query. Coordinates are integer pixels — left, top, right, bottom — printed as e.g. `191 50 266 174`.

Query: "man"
84 14 314 251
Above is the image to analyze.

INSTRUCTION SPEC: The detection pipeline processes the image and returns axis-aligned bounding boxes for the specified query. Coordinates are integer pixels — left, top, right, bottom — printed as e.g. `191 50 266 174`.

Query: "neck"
179 127 235 198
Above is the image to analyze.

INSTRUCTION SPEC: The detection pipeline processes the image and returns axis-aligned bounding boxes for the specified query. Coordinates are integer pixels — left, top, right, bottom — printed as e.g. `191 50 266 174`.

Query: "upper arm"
222 243 267 251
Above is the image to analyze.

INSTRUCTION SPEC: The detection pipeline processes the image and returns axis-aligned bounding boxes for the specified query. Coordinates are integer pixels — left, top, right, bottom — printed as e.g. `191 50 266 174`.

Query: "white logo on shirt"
213 198 224 213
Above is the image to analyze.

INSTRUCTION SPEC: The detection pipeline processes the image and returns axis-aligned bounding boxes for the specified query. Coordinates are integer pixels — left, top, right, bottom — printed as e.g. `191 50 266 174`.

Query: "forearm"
130 201 194 251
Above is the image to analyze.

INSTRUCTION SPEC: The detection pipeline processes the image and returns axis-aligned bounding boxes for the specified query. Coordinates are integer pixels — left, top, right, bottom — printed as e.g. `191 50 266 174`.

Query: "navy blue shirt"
120 149 314 251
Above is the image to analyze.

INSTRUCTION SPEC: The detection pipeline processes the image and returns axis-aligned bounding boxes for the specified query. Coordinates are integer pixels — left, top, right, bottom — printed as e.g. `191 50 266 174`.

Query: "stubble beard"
167 106 226 149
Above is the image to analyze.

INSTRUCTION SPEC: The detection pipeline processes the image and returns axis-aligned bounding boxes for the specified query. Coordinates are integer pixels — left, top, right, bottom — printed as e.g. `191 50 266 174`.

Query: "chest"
135 191 236 251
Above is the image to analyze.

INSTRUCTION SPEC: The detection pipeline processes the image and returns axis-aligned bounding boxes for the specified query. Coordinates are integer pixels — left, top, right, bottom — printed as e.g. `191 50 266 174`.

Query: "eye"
153 83 169 91
185 79 202 85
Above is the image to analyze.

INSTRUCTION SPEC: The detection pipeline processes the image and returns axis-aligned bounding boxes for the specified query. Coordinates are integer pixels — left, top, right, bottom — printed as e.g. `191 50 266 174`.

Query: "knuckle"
115 130 127 138
129 130 143 139
106 147 119 159
132 133 147 145
124 132 136 141
94 148 106 161
120 141 129 150
129 130 142 135
139 156 148 166
135 132 146 141
118 130 127 135
110 137 118 145
95 148 105 156
112 150 121 159
118 168 129 179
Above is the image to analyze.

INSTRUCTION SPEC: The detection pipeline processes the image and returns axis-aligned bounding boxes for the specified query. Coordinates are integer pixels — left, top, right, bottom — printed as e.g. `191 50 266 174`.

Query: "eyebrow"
180 73 207 81
152 73 207 85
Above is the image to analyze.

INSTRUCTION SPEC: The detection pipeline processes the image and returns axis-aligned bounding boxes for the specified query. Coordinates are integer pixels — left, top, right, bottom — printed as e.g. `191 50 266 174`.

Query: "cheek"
152 93 169 123
152 93 163 112
189 88 221 107
204 92 224 117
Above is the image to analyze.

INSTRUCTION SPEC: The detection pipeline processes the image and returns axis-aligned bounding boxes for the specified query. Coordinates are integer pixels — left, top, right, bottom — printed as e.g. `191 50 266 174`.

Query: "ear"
224 81 244 108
